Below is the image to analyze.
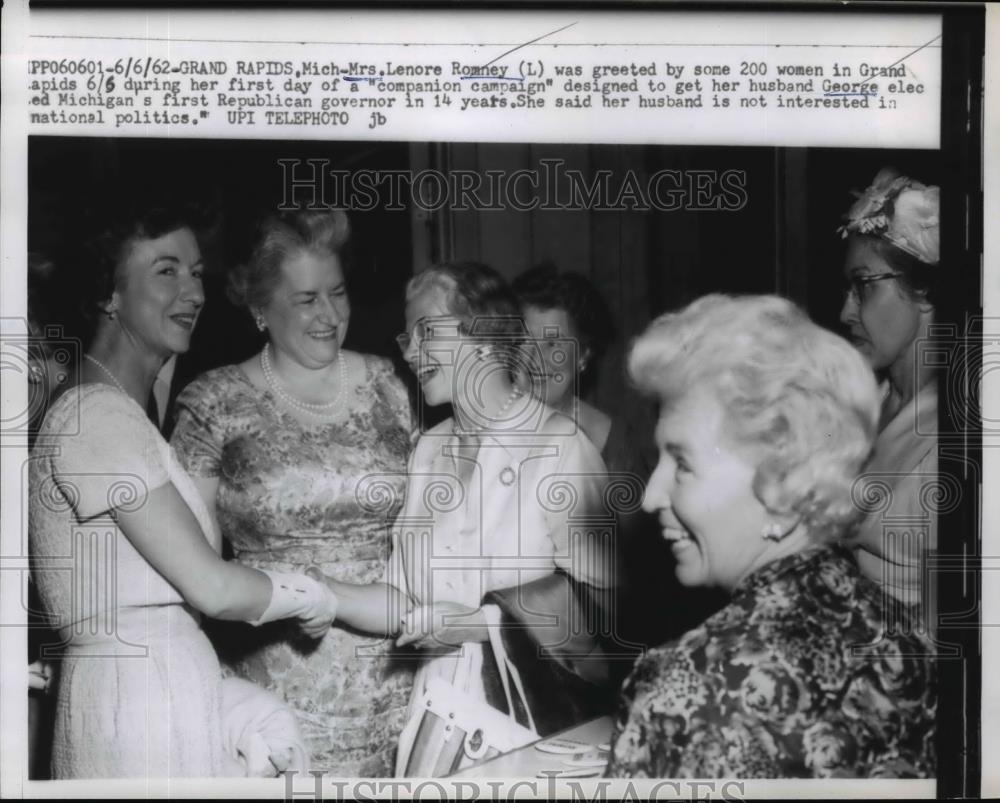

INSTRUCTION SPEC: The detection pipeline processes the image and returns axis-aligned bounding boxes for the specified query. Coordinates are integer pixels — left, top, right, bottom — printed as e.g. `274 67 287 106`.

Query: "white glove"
250 570 338 638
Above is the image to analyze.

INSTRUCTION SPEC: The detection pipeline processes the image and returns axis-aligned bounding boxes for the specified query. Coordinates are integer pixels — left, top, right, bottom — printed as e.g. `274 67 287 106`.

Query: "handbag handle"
482 604 538 735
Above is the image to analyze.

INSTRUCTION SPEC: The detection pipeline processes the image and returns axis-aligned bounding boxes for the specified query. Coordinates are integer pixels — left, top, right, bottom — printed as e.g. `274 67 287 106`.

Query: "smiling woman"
171 208 416 776
30 202 338 779
605 294 936 779
511 264 615 455
307 261 618 777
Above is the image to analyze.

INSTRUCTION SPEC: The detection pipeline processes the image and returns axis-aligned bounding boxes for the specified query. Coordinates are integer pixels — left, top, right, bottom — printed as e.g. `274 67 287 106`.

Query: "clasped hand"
396 601 487 649
300 567 338 639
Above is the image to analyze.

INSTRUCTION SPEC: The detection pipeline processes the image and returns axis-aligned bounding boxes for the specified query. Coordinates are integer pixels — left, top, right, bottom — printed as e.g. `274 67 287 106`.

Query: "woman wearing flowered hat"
837 167 939 635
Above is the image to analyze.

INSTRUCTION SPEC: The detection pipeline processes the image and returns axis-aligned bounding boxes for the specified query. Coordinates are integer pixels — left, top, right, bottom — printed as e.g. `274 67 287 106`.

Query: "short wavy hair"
406 260 524 362
628 294 880 543
512 263 616 361
228 209 350 311
76 202 210 332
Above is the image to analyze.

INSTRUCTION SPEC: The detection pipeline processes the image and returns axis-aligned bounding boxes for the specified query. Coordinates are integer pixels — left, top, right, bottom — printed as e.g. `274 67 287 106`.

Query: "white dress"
29 385 306 778
385 406 614 775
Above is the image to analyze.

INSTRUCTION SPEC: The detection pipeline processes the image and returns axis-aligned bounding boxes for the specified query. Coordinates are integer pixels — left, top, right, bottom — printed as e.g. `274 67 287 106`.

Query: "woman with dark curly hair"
606 294 935 778
512 264 615 453
30 203 335 779
171 208 415 776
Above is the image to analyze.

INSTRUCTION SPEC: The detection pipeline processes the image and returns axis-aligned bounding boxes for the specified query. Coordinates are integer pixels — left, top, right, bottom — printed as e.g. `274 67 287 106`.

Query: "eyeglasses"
395 317 462 353
845 272 903 305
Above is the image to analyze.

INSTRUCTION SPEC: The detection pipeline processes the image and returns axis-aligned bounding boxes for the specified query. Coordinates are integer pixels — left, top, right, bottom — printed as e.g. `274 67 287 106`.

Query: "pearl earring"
254 314 267 332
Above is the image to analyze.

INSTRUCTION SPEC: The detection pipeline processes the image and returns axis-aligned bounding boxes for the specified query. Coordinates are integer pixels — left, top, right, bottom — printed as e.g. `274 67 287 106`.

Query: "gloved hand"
250 570 338 638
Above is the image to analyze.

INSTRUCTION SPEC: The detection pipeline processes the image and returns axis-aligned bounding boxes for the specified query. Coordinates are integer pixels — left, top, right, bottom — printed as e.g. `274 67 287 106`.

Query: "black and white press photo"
0 3 991 799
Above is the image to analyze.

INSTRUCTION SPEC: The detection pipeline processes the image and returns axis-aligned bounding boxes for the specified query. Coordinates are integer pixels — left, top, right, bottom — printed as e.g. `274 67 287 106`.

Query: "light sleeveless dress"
29 385 235 778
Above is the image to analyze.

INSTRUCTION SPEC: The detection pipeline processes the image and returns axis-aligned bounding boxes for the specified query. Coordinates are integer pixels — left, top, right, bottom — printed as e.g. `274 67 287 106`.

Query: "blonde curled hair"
628 294 881 543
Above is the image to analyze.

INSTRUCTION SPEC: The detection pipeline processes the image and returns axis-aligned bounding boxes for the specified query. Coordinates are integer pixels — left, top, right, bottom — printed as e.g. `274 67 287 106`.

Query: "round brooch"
499 467 516 486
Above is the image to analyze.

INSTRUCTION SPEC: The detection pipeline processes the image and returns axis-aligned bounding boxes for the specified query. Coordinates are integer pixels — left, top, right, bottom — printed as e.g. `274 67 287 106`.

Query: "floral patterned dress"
606 545 936 779
171 355 416 777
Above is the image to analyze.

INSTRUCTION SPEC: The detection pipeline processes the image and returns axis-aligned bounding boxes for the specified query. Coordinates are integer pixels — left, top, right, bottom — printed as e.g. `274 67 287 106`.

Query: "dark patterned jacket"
606 545 936 778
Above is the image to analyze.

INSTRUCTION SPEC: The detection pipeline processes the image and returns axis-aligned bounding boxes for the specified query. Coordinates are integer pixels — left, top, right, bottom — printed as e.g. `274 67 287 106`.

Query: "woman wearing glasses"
837 167 939 632
308 261 616 776
171 209 415 776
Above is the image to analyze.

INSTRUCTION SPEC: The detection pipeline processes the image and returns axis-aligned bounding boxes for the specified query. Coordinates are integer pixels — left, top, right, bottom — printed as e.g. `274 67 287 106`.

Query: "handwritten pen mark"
854 32 941 94
884 33 941 72
476 21 578 70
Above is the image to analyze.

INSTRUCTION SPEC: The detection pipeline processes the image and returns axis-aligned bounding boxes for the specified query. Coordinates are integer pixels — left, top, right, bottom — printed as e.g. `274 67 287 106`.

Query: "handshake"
247 567 489 649
249 567 340 639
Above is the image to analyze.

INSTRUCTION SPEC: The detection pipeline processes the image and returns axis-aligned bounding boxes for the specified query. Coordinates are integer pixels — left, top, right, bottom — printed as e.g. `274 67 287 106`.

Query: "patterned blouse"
606 545 936 779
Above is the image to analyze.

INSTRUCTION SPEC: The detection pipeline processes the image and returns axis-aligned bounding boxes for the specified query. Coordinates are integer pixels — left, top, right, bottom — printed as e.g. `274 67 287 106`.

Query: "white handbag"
395 605 538 777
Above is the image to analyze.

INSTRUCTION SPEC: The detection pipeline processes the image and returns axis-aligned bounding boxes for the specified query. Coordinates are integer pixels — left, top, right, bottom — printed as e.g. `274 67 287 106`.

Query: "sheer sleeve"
52 387 169 521
171 371 228 478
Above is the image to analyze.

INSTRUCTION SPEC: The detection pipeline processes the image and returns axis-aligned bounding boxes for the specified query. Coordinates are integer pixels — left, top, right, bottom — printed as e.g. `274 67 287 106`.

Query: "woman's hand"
237 733 294 777
28 660 52 693
300 566 336 638
304 566 327 585
303 566 412 638
297 582 338 639
267 746 296 776
396 602 488 649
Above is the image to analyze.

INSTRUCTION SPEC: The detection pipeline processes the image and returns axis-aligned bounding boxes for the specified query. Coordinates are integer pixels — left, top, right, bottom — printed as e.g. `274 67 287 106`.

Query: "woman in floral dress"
172 209 414 776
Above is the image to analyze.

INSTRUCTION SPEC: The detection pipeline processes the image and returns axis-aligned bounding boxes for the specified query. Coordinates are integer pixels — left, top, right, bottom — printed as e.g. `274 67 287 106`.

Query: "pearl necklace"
84 354 129 396
260 342 347 417
453 384 524 437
